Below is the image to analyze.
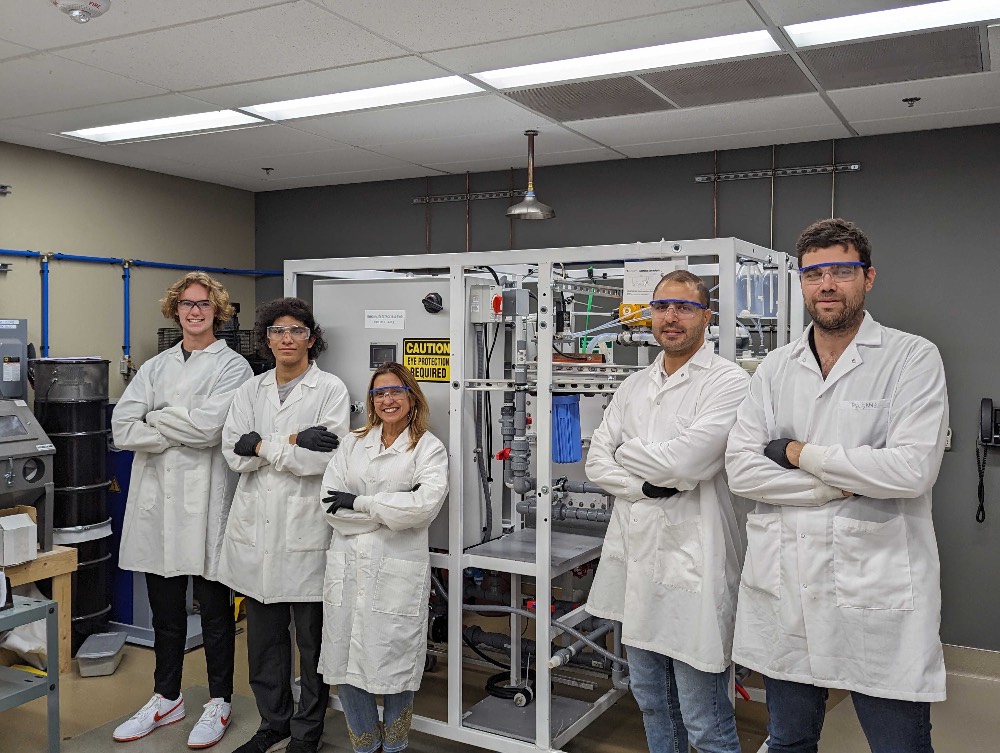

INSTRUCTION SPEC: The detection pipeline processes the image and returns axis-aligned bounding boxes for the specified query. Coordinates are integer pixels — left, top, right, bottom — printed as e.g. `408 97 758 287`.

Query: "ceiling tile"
0 123 85 151
105 124 341 165
0 0 292 51
615 123 852 157
287 94 549 146
428 148 620 173
851 105 1000 135
830 70 1000 119
424 2 762 73
641 55 814 107
227 146 411 178
185 57 448 109
53 2 409 91
567 93 841 146
799 27 983 90
754 0 942 27
0 38 34 61
504 78 673 122
363 129 595 165
0 52 166 119
319 0 730 52
3 94 226 133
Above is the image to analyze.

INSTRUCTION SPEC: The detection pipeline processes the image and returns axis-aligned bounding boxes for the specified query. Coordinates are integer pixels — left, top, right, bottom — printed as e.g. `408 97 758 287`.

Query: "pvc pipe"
611 620 629 689
123 263 131 358
40 257 49 357
585 332 616 354
549 621 614 668
51 252 123 265
0 248 41 258
132 259 281 276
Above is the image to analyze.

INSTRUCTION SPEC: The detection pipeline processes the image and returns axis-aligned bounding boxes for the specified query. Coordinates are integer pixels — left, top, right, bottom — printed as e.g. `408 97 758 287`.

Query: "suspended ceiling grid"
0 0 997 192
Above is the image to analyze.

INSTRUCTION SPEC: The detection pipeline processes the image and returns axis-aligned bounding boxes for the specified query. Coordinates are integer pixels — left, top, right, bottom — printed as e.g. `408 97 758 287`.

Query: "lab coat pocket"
286 496 330 552
836 399 890 449
372 557 428 617
226 486 257 546
183 470 210 515
742 513 781 598
324 550 347 607
833 516 914 610
652 516 703 593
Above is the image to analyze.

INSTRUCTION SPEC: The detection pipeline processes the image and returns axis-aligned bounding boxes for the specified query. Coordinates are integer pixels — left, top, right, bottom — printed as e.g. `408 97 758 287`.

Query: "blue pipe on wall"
123 263 131 359
0 248 41 258
132 259 281 276
51 252 124 265
40 257 50 357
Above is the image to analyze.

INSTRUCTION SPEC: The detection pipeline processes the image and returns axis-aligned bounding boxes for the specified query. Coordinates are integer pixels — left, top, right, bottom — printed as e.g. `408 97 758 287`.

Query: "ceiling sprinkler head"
52 1 112 24
902 96 922 108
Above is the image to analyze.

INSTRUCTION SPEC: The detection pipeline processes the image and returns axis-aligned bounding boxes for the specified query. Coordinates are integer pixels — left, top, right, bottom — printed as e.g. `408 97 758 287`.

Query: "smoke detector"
51 0 112 23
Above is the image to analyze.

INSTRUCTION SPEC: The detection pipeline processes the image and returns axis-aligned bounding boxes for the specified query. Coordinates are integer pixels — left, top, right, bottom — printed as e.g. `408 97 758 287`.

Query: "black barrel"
31 359 113 653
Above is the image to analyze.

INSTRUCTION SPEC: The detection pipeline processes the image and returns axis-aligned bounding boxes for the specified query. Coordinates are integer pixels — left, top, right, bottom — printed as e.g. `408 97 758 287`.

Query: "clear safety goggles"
369 386 410 402
798 261 866 284
266 325 311 341
647 299 709 319
177 299 213 312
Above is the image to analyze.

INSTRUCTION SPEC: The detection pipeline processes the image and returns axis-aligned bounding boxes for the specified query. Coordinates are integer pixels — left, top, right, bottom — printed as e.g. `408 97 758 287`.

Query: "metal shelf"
464 528 603 578
0 596 59 752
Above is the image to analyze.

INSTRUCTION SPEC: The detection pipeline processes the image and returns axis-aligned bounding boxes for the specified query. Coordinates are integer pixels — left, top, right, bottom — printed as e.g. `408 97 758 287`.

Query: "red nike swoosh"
221 713 230 726
154 698 183 722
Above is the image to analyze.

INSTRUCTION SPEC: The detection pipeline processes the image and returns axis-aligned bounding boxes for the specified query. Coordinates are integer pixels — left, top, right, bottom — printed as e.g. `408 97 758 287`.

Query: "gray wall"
256 123 1000 652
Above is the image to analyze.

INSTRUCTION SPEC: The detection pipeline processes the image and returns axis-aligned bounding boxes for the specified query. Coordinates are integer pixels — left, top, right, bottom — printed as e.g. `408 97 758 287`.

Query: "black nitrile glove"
764 438 797 469
296 425 340 452
411 483 421 492
234 431 262 457
324 490 357 515
642 482 679 499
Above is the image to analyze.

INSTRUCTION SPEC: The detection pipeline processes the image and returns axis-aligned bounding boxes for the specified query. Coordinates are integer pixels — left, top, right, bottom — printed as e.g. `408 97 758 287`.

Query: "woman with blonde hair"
318 362 448 753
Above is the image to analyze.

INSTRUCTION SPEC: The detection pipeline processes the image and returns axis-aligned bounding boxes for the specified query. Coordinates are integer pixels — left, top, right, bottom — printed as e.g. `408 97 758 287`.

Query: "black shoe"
285 739 319 753
233 729 290 753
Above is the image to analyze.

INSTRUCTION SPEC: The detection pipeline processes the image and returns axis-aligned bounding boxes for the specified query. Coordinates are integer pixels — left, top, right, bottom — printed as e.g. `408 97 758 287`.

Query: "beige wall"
0 142 256 399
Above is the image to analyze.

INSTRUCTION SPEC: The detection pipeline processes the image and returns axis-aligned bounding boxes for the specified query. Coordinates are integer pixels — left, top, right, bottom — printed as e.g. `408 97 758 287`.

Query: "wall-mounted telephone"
981 398 1000 445
976 398 1000 523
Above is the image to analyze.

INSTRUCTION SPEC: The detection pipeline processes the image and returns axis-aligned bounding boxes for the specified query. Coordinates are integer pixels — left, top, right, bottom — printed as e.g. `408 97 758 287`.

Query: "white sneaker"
187 698 233 749
112 693 186 742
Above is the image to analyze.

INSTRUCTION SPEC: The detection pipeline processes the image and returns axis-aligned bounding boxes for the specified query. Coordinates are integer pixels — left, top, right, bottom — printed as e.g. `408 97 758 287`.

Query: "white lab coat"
586 342 749 673
725 313 948 702
113 339 252 579
217 362 350 603
317 428 448 694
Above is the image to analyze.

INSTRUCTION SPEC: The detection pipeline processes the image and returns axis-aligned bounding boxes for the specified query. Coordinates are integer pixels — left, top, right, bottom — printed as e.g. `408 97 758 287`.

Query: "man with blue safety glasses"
586 269 749 753
726 218 949 752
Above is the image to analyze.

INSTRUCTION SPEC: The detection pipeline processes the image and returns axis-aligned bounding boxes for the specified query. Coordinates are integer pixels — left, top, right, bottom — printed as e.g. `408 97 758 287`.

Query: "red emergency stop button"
492 294 503 314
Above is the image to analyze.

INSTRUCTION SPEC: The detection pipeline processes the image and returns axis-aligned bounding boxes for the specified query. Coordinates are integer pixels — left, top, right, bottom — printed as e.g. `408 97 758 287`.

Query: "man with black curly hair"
219 297 350 753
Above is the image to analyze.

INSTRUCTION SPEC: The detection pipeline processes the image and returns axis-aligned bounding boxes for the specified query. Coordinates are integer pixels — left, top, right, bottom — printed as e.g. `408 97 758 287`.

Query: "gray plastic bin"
76 631 127 677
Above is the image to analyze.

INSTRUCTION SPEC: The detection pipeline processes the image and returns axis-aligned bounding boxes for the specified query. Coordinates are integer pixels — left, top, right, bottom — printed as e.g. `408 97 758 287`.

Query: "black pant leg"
145 572 189 700
245 598 293 737
192 576 235 701
289 602 329 744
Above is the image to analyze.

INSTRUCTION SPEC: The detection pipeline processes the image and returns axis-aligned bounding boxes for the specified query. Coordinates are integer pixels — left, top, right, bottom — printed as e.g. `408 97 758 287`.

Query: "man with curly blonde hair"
112 271 253 749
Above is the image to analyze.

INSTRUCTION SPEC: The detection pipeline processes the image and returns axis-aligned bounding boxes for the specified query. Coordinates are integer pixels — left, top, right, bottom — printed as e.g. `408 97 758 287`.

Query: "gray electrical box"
0 320 28 400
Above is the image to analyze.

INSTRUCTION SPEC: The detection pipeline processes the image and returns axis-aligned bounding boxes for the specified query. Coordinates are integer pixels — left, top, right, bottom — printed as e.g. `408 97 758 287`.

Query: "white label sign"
365 310 406 330
622 260 688 303
2 359 20 382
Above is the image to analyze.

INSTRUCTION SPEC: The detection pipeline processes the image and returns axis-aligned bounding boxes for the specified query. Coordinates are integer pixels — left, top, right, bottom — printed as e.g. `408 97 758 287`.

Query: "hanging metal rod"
412 189 527 205
694 162 861 183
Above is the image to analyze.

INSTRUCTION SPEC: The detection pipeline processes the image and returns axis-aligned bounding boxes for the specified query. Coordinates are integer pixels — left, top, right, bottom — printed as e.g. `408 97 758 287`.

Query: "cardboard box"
0 506 38 566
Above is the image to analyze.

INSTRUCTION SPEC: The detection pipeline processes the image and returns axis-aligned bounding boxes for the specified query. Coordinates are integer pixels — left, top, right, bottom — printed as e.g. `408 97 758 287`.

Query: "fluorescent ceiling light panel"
785 0 1000 47
61 110 263 143
244 77 484 121
471 31 781 89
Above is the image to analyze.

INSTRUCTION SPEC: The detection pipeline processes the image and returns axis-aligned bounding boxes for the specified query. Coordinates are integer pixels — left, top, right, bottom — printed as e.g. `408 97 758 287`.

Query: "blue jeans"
763 676 933 753
337 684 414 753
627 646 740 753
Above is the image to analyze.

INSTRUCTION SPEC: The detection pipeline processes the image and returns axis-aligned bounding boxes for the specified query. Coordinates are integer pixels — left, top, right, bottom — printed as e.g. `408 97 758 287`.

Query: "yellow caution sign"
403 338 451 383
109 477 121 493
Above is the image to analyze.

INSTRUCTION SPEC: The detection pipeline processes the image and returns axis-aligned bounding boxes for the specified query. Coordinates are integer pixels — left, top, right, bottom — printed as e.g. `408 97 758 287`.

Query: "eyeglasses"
648 299 709 319
370 386 410 402
177 299 213 312
798 262 866 284
266 325 311 340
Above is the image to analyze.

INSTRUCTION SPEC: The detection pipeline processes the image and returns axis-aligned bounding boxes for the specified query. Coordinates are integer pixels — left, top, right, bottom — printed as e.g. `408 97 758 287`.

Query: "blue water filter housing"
552 394 583 464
